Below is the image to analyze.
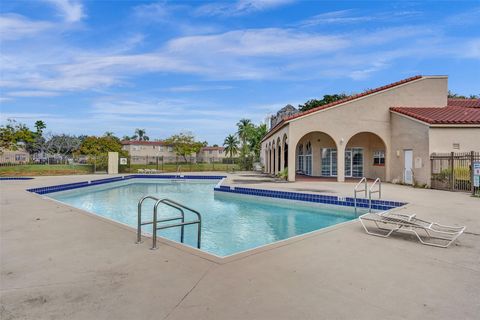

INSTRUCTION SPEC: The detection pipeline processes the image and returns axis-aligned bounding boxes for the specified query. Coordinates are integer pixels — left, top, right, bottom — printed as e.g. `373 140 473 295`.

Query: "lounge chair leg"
360 219 397 238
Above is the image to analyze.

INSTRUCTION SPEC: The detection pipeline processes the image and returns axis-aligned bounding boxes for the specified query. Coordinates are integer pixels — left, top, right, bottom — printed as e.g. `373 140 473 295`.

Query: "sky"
0 0 479 145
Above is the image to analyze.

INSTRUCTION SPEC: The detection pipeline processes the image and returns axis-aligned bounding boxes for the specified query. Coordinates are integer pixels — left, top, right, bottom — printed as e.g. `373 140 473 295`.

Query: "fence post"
471 151 475 195
450 152 454 191
156 156 159 171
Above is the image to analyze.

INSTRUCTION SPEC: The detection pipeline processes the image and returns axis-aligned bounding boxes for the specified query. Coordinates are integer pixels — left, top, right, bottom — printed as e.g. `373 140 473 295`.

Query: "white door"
404 150 413 185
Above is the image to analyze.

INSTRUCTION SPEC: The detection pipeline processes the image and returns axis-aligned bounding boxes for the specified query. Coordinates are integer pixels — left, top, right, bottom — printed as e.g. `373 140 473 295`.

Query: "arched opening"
282 134 288 170
295 132 337 177
277 137 281 173
345 132 387 180
271 141 276 174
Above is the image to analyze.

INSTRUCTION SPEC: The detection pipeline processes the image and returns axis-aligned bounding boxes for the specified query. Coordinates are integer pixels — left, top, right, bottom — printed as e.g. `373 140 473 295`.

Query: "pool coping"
26 174 408 264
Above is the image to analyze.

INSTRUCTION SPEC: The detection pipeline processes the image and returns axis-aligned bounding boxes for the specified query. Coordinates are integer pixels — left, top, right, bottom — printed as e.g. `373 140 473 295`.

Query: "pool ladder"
354 177 381 215
136 196 202 250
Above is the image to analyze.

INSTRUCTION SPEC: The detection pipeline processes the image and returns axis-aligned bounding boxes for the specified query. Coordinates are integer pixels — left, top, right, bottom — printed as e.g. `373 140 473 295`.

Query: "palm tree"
34 120 46 135
236 118 253 156
134 129 149 141
104 131 114 137
223 134 239 160
249 123 268 159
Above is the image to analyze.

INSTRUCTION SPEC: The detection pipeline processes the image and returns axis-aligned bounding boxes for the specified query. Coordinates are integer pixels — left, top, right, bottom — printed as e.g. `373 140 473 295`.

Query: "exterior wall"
122 144 176 157
390 113 430 185
0 149 30 164
429 127 480 153
284 77 447 181
197 149 226 163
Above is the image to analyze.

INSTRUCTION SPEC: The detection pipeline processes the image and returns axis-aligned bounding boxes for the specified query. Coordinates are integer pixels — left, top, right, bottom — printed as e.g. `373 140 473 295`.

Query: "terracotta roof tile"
390 106 480 124
447 98 480 108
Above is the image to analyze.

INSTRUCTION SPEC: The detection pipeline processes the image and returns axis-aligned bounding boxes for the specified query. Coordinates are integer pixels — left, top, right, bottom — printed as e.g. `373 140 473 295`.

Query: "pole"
450 152 454 191
471 151 475 196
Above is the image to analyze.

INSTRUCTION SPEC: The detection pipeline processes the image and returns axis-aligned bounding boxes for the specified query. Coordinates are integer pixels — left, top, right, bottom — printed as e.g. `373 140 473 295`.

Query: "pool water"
49 179 358 257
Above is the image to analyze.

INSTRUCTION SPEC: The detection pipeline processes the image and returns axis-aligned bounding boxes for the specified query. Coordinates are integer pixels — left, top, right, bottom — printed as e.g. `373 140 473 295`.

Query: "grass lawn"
122 163 239 173
0 164 93 176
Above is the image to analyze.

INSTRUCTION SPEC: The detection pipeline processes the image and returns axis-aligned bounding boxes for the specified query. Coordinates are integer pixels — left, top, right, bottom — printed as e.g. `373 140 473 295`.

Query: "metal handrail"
368 178 382 212
137 196 201 250
353 177 368 216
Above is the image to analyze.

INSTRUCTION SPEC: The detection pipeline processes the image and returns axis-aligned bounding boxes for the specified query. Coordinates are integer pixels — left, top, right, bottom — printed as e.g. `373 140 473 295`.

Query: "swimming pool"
44 178 364 257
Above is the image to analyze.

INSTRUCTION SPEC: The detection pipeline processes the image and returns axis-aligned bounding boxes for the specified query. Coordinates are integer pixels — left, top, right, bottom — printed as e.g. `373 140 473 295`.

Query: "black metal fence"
430 151 480 195
119 155 240 173
0 153 108 175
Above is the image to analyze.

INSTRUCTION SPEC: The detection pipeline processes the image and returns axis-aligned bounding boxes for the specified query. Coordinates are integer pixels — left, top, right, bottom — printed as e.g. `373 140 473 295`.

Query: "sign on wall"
120 158 128 165
473 162 480 187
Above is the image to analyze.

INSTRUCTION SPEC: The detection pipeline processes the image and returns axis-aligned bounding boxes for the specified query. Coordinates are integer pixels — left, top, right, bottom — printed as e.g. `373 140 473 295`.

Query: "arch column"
287 138 297 181
337 142 346 182
270 147 275 174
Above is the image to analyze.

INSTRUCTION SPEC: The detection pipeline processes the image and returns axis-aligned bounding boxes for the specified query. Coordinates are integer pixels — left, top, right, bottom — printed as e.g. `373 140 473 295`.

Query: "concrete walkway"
1 173 479 320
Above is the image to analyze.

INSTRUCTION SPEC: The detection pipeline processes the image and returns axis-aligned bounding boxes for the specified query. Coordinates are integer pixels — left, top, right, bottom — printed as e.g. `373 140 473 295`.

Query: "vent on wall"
453 143 460 150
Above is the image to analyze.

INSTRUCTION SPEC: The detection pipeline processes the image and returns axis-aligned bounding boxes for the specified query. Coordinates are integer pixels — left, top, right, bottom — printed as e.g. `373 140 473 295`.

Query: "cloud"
133 1 171 22
195 0 294 16
7 90 61 97
298 9 422 27
167 28 348 56
162 85 234 92
43 0 85 22
0 14 53 40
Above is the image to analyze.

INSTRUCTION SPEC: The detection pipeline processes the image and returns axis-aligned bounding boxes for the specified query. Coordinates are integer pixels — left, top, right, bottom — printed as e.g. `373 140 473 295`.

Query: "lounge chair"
359 210 465 248
138 169 145 173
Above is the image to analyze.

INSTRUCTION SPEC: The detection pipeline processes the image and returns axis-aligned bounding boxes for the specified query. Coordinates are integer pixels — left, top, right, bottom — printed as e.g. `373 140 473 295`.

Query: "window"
168 146 173 152
132 146 139 151
15 154 26 161
373 150 385 166
159 146 164 152
209 150 213 154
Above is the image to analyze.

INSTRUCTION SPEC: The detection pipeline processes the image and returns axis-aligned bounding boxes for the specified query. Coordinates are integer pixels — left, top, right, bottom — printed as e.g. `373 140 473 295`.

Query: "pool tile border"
1 177 34 180
214 185 406 211
27 174 226 195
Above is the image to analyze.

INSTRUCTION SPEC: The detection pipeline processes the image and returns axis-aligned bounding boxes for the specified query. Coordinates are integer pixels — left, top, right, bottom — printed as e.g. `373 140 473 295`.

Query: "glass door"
321 148 337 176
345 149 352 177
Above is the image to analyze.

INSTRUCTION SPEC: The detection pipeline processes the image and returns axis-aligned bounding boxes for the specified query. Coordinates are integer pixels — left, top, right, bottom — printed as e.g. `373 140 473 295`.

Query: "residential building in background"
121 141 226 164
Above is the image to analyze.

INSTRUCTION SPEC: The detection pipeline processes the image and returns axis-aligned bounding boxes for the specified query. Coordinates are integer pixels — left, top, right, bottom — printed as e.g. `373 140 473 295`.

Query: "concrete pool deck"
1 173 479 319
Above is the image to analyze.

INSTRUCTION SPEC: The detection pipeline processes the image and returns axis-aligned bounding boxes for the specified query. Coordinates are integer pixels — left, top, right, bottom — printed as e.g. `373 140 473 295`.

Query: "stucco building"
196 146 226 163
261 75 480 186
121 141 225 164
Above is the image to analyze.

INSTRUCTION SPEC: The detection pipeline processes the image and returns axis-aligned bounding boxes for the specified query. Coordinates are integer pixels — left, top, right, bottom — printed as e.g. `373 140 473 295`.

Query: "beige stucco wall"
122 144 177 157
429 127 480 153
263 76 448 181
390 113 430 186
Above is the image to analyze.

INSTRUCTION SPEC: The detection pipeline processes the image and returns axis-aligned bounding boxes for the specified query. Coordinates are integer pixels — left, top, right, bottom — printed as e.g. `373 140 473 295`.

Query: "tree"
223 134 239 160
448 91 479 99
134 128 149 141
298 94 349 112
34 120 46 135
43 134 81 158
164 132 203 162
77 136 127 169
104 131 114 137
0 119 35 150
248 123 268 159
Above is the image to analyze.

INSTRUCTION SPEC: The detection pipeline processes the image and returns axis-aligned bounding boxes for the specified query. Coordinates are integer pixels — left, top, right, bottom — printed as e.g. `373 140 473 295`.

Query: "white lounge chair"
138 169 145 173
359 210 465 248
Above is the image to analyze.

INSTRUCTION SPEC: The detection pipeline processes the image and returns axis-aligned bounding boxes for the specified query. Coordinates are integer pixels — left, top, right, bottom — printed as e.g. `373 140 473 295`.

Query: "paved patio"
1 173 479 319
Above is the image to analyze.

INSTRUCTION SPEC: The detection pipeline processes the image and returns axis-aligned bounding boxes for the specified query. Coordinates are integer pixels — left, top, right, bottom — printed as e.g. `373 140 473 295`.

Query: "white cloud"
163 85 233 92
7 90 61 97
167 28 348 56
0 14 53 40
43 0 85 22
196 0 294 16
